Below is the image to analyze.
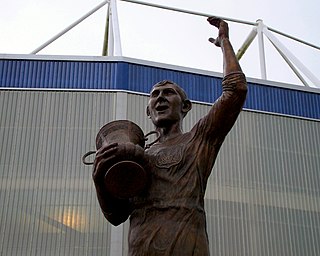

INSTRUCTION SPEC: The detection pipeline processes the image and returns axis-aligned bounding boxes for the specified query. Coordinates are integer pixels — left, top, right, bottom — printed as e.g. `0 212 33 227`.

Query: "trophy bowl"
83 120 159 199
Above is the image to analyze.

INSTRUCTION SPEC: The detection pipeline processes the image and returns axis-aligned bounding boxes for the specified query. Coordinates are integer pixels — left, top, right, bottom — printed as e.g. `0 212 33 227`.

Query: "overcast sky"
1 0 319 87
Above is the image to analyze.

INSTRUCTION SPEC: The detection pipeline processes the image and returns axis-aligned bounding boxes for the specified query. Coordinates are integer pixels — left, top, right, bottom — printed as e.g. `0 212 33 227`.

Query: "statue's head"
146 80 192 127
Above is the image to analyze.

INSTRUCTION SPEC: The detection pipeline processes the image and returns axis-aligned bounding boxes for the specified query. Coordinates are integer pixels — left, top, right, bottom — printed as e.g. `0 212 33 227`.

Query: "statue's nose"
156 91 166 100
156 93 167 103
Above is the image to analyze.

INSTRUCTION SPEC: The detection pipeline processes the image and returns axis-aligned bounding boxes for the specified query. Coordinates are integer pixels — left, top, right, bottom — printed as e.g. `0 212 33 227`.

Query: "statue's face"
147 84 184 127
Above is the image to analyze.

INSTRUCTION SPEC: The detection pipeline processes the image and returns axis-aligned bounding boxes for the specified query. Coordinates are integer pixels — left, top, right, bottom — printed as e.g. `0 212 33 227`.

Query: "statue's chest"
147 142 186 170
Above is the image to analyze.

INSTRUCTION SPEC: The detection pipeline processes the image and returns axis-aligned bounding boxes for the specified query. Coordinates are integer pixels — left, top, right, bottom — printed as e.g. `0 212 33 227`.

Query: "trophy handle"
82 130 160 165
144 131 161 149
82 150 96 165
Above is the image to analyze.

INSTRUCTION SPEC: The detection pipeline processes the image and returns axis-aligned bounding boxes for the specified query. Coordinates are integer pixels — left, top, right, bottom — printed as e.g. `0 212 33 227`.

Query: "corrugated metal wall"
0 90 119 256
1 57 319 120
1 58 320 255
206 111 320 255
1 89 320 255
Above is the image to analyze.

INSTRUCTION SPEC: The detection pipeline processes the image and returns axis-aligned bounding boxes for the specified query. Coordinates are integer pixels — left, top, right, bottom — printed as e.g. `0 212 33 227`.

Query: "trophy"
83 120 159 199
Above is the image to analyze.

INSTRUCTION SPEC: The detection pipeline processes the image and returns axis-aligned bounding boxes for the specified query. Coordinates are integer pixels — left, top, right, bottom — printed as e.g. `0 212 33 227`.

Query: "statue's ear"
182 99 192 114
146 106 151 118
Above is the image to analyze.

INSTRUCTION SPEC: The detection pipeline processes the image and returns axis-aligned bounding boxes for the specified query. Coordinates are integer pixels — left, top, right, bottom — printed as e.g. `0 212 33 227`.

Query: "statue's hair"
151 80 188 102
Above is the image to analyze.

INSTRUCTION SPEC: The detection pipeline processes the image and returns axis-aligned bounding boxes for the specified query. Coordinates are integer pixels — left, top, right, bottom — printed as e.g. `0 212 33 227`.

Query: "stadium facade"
0 54 319 255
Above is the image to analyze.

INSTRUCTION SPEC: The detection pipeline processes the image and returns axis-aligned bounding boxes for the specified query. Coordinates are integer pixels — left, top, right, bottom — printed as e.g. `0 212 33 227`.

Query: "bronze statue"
92 17 247 255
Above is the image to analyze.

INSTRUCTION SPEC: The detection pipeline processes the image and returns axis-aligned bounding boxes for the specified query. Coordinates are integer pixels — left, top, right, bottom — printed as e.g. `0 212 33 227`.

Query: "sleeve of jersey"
193 71 247 146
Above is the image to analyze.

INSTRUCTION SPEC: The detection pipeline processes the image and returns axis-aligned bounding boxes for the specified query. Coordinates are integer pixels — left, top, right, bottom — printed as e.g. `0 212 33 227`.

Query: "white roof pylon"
237 19 320 87
29 0 319 88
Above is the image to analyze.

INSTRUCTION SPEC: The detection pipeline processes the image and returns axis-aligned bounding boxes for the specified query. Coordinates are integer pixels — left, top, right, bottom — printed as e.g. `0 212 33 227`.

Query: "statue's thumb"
208 38 216 44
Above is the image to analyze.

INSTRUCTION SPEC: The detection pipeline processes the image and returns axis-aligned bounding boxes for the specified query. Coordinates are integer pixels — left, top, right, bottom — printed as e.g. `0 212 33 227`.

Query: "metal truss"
236 19 320 87
31 0 320 88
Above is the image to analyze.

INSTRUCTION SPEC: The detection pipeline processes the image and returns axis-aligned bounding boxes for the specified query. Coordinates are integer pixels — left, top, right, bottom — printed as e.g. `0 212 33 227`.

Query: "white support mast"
256 20 267 80
106 0 122 56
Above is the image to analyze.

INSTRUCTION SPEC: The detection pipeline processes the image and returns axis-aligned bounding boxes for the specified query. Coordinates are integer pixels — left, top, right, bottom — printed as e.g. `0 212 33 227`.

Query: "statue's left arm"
191 18 247 179
201 17 247 144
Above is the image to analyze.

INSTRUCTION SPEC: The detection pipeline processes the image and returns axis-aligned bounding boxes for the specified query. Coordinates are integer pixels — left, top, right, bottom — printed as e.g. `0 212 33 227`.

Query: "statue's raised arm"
198 17 247 144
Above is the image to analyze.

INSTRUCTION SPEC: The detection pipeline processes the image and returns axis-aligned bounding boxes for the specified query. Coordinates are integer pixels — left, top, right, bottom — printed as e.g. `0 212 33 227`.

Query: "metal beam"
236 27 257 60
272 42 310 87
263 26 320 87
119 0 256 26
102 4 111 56
120 0 320 52
256 20 267 80
108 0 122 56
31 1 109 54
268 27 320 51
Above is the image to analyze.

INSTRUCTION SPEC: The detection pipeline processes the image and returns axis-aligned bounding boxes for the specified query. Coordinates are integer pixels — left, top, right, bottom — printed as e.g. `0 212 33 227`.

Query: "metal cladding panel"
0 90 119 255
126 93 151 131
0 59 129 90
119 63 320 120
0 58 221 102
0 90 319 255
205 110 320 255
246 82 320 119
126 63 222 103
1 57 319 119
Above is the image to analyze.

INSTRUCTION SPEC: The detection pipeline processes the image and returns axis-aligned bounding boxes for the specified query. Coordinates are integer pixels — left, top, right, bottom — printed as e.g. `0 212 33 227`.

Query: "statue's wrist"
220 37 230 45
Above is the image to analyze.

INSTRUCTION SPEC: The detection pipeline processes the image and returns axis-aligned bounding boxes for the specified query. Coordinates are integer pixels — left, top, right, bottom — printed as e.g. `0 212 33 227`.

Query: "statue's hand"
92 142 137 225
92 142 145 185
93 142 119 185
207 16 229 47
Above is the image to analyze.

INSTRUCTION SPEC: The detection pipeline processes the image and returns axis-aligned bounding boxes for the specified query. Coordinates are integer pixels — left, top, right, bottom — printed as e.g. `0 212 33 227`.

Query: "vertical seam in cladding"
8 60 13 87
119 62 129 90
7 60 11 86
0 61 3 85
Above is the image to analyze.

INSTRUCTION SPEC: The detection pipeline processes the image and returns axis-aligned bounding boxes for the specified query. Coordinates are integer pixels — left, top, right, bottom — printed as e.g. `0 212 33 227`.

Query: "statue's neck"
156 123 183 143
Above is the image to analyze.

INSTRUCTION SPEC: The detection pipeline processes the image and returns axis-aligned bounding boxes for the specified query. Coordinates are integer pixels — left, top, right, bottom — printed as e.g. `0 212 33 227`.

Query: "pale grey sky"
1 0 319 87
